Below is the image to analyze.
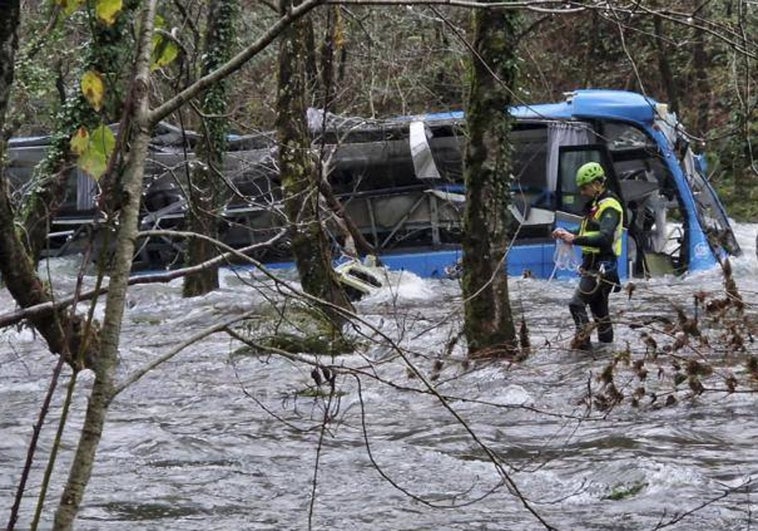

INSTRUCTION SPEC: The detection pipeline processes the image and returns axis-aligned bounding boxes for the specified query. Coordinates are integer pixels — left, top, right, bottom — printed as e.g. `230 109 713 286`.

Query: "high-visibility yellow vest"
578 194 623 256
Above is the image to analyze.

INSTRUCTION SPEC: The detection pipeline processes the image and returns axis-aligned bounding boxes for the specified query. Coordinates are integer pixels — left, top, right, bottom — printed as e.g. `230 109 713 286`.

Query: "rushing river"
1 224 757 530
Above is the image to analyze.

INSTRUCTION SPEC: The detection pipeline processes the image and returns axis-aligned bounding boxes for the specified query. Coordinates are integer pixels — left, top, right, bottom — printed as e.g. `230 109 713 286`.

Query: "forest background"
6 0 757 220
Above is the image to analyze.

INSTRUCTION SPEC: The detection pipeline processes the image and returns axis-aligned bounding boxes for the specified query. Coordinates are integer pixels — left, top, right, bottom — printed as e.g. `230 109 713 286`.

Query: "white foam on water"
477 384 533 406
0 326 38 344
360 269 438 305
635 458 706 493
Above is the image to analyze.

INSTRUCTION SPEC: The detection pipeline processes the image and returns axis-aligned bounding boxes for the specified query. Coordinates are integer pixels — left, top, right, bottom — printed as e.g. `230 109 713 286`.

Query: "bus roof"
417 89 661 127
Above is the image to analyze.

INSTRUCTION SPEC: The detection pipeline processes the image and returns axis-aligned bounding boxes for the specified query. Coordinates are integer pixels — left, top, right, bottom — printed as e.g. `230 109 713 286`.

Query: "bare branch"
148 0 328 125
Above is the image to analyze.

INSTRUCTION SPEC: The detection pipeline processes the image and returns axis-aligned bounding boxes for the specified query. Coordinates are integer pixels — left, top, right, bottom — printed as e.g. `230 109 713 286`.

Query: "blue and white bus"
6 89 741 280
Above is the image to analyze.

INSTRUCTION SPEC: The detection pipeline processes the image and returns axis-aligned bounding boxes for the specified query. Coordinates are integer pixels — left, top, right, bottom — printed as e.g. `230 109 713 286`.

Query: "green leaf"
75 124 116 181
150 34 180 71
95 0 123 26
78 148 108 181
90 124 116 156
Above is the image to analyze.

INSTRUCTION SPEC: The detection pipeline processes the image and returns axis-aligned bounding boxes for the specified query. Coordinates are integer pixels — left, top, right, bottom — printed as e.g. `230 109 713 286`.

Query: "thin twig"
7 357 65 531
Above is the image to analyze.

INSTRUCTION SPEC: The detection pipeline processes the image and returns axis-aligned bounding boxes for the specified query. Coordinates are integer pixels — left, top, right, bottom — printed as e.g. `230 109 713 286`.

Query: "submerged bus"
5 89 741 280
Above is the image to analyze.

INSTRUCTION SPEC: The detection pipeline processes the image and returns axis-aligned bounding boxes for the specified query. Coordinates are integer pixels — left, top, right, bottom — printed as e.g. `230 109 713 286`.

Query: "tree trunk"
461 5 519 358
732 4 757 192
183 0 238 297
691 4 711 137
183 161 220 295
276 0 353 326
53 2 158 528
317 6 341 111
0 0 19 139
0 0 99 369
653 13 679 114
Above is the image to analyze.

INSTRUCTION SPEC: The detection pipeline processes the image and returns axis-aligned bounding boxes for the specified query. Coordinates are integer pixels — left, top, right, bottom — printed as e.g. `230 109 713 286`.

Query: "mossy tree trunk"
461 5 519 358
183 0 238 297
0 0 19 141
0 0 99 369
315 6 342 112
276 0 353 326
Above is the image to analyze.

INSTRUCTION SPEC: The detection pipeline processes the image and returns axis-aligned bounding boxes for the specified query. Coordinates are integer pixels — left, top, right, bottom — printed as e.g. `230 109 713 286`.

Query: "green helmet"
576 162 605 187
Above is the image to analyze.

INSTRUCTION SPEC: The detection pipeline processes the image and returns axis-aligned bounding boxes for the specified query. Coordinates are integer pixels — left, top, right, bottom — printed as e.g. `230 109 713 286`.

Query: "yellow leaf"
55 0 85 16
95 0 123 26
70 127 90 155
81 70 105 111
150 34 180 71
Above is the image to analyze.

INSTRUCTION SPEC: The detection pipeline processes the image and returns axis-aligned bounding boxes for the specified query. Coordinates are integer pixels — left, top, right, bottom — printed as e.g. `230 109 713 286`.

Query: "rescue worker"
552 162 623 351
